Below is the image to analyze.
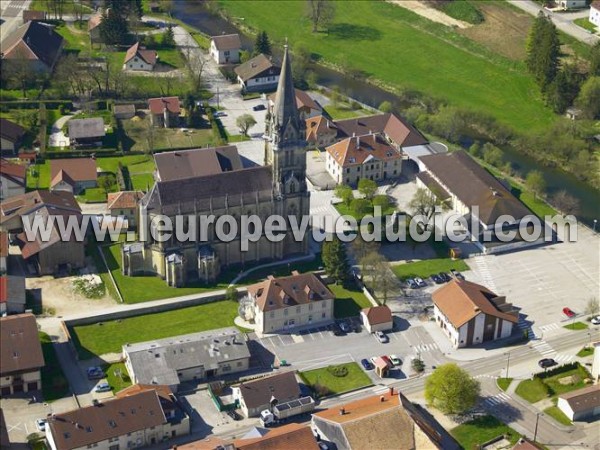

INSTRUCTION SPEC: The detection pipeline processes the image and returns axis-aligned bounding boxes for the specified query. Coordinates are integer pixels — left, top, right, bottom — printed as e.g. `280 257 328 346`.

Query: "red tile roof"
107 191 143 210
124 42 157 66
50 169 76 188
0 277 7 303
211 33 241 51
362 305 392 325
148 96 181 115
234 423 319 450
0 313 45 375
0 118 26 143
0 159 27 180
50 158 97 183
0 232 8 258
326 133 402 167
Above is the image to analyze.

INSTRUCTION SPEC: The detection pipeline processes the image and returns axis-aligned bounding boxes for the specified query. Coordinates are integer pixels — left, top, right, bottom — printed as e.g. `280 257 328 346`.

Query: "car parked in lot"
450 269 464 280
339 321 351 333
214 111 227 117
36 418 46 432
332 324 345 336
87 366 104 380
94 382 111 393
375 331 389 343
227 410 242 421
431 274 443 284
562 307 576 318
361 358 374 370
439 272 452 282
389 354 402 366
406 278 418 289
252 104 266 111
414 277 426 288
538 358 557 369
591 315 600 325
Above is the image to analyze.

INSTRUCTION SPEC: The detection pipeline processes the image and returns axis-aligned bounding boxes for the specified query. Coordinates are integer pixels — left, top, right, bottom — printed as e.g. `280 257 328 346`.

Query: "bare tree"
145 118 156 155
183 47 206 93
306 0 336 33
359 251 400 305
408 188 441 230
2 48 38 98
351 237 380 270
585 297 599 316
552 190 580 216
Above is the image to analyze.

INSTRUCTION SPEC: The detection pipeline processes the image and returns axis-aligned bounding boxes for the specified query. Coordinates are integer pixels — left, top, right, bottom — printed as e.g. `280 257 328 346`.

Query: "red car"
562 307 576 318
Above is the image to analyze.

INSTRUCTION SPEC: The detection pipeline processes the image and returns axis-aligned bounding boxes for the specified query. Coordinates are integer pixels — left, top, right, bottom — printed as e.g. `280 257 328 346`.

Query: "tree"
412 357 425 373
183 46 206 93
545 64 584 114
585 297 599 316
526 12 560 91
359 251 399 305
590 42 600 77
99 9 130 45
98 174 116 195
372 195 390 213
378 101 392 113
1 48 39 98
482 143 504 167
225 286 238 302
351 198 370 217
334 184 354 206
358 178 377 201
526 170 546 199
306 0 336 33
322 237 349 284
351 237 380 268
254 31 272 56
552 190 580 216
575 76 600 119
236 114 257 136
425 364 480 414
468 142 481 157
408 188 439 229
162 25 176 48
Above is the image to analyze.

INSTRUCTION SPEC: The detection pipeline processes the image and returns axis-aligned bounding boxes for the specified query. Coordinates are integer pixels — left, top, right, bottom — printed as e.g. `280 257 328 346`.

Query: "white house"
242 271 335 334
557 0 587 10
210 33 241 64
123 42 157 71
234 53 281 92
361 305 393 333
590 0 600 28
432 280 518 348
557 385 600 421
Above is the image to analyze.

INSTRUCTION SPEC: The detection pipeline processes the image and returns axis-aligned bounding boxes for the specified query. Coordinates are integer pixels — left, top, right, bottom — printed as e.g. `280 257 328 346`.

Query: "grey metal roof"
272 45 302 133
68 118 105 139
123 327 250 386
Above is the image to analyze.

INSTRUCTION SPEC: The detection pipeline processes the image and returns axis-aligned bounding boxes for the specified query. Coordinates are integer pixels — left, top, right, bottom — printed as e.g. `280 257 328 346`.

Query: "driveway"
48 112 80 148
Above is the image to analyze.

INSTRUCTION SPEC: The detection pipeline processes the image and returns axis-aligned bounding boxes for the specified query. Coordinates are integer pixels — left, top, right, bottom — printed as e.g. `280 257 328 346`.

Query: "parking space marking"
291 334 304 344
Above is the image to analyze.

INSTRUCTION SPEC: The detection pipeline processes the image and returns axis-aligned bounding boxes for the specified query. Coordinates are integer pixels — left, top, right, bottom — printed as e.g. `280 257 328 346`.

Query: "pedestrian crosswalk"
414 343 439 352
531 339 556 357
482 392 511 407
554 353 575 364
473 256 497 292
474 374 496 380
539 323 561 333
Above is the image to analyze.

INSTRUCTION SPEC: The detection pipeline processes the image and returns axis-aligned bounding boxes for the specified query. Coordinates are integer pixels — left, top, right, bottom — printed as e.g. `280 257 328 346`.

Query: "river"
172 1 599 226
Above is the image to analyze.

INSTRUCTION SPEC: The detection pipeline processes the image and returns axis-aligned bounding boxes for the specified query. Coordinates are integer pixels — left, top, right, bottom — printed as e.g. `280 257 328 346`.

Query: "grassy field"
497 377 513 392
577 346 594 357
516 364 591 403
70 300 239 359
544 405 572 426
103 362 132 393
40 332 70 402
218 0 555 135
391 258 469 280
564 322 588 330
437 0 484 24
324 104 372 120
515 377 549 403
330 283 372 318
451 415 521 450
299 362 372 396
335 195 397 221
121 117 215 152
574 18 597 33
87 242 119 301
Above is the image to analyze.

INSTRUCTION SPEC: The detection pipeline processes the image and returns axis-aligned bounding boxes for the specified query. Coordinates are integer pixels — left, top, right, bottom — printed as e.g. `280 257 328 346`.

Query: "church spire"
272 44 301 133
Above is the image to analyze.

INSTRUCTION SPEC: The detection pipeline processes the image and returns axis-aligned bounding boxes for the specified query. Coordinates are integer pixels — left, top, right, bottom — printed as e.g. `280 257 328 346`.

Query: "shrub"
327 365 349 377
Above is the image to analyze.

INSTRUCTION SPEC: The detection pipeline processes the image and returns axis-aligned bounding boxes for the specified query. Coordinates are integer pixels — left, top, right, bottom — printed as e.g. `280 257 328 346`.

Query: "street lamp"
533 412 542 443
504 352 511 379
594 219 598 233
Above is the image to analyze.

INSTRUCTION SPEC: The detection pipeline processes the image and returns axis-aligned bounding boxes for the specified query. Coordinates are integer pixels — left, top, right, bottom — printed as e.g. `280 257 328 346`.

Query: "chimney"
352 132 356 138
380 395 385 402
389 387 394 396
339 408 345 416
292 270 299 276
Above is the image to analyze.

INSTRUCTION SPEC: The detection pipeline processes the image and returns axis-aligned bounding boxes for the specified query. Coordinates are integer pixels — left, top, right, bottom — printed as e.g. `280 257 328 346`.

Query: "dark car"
439 272 452 282
332 324 344 336
450 269 464 280
252 104 266 111
353 323 362 333
339 321 351 333
562 307 576 318
227 410 242 421
360 358 374 370
538 358 557 369
431 274 443 284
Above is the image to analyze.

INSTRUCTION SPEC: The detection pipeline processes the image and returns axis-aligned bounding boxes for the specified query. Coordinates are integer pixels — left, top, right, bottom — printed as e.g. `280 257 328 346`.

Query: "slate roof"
559 385 600 413
107 191 143 210
1 21 63 68
0 275 26 307
50 158 97 182
154 146 243 181
419 151 533 226
211 33 241 51
361 305 393 325
271 45 302 133
0 313 44 375
237 371 300 410
0 118 26 143
326 133 402 167
247 272 333 313
234 423 319 450
123 328 250 386
234 53 280 82
432 279 518 329
148 96 181 115
47 390 166 450
124 42 157 66
67 118 105 139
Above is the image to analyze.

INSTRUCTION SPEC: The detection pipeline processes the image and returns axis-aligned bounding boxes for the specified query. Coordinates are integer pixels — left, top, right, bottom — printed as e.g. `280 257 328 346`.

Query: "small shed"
361 305 393 333
373 357 391 379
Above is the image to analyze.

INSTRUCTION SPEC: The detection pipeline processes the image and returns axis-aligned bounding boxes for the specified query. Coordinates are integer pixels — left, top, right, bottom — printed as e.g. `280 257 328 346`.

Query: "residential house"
46 386 190 450
0 275 27 315
148 97 181 128
590 0 600 28
88 13 103 44
243 271 335 334
233 423 319 450
0 159 27 200
123 42 157 71
232 371 301 418
0 232 7 273
0 190 85 275
557 385 600 421
326 132 403 185
154 145 243 181
557 0 587 10
432 279 518 348
417 151 544 254
1 21 64 72
22 10 47 22
0 313 44 396
210 33 241 64
107 191 143 228
113 104 136 120
269 89 323 120
234 53 281 93
67 118 105 148
361 305 393 333
312 388 460 450
50 158 97 194
0 118 26 155
123 328 251 392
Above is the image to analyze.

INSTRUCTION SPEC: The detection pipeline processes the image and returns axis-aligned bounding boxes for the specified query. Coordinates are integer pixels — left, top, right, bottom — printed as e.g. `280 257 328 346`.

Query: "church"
121 45 310 287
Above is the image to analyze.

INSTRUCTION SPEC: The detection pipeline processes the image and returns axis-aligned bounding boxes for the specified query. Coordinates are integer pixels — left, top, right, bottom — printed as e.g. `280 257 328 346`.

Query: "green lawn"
330 283 372 318
335 195 397 221
515 378 549 403
103 362 132 393
438 0 484 24
121 117 215 152
101 244 231 303
497 377 513 392
77 187 111 203
391 258 469 280
55 22 90 53
86 242 119 301
218 0 555 135
324 104 371 120
544 405 572 426
574 18 597 33
69 300 239 359
39 332 70 402
577 347 594 357
564 322 588 331
299 362 372 396
451 415 521 450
